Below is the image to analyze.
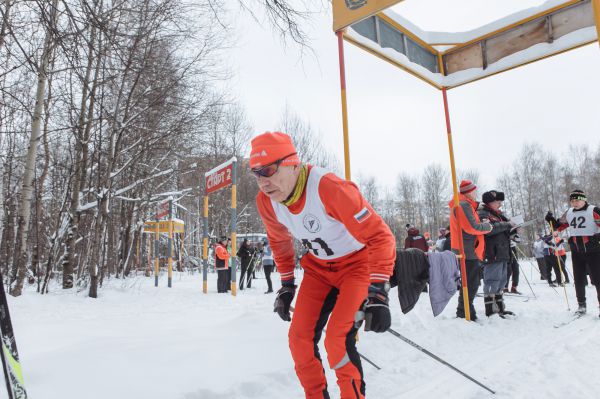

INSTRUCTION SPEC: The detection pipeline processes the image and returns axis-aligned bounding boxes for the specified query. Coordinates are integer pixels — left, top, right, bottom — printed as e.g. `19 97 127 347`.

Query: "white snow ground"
6 257 600 399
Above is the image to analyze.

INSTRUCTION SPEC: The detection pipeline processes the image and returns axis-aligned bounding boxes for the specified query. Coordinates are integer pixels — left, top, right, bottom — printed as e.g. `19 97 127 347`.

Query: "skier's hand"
545 211 557 226
274 282 296 322
364 283 391 333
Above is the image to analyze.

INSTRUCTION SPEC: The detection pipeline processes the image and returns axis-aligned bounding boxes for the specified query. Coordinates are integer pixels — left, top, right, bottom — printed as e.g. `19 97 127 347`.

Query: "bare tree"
10 0 59 296
279 106 339 171
422 163 449 235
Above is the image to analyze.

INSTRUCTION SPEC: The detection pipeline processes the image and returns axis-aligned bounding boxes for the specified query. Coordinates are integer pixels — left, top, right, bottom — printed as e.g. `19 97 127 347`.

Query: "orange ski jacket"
256 166 396 284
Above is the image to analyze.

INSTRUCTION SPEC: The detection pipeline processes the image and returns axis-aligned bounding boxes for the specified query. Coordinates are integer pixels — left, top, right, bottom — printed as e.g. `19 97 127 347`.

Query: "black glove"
364 283 391 333
545 211 557 225
273 282 296 322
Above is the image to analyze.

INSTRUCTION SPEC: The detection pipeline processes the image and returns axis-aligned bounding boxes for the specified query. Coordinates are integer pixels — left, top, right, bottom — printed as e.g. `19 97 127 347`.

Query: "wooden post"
442 88 471 322
154 219 159 288
230 159 238 296
337 30 352 181
593 0 600 49
202 194 209 294
167 199 173 288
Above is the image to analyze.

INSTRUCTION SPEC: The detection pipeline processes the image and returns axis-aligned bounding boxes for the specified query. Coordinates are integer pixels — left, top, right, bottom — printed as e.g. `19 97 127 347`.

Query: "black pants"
536 257 547 279
246 264 254 288
239 262 249 290
560 255 570 283
571 251 600 305
217 269 229 293
544 255 562 285
457 259 481 318
506 258 519 288
263 264 274 292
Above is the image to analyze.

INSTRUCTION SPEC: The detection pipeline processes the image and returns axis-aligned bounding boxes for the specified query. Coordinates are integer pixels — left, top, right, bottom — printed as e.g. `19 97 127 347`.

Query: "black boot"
495 294 515 316
485 295 495 317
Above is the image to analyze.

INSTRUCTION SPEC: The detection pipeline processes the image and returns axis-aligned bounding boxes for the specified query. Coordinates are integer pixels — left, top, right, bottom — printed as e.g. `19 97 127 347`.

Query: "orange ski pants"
289 253 370 399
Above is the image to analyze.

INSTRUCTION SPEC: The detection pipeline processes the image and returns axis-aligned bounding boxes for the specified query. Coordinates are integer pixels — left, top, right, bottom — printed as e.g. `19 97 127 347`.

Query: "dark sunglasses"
251 153 296 178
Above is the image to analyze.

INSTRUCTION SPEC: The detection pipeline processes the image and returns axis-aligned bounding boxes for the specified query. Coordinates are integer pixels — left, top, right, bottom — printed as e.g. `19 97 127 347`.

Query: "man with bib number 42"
546 189 600 317
250 132 396 399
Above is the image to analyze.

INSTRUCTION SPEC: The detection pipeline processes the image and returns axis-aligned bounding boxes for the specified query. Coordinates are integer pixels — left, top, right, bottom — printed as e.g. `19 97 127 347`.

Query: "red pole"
337 30 352 181
442 87 471 322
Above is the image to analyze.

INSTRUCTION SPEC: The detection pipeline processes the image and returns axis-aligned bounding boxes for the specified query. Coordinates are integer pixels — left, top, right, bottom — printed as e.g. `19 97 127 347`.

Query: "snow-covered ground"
7 257 600 399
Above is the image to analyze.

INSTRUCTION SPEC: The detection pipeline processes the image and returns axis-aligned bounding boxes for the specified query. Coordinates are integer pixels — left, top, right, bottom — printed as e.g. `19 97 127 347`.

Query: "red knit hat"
459 180 476 194
249 132 300 169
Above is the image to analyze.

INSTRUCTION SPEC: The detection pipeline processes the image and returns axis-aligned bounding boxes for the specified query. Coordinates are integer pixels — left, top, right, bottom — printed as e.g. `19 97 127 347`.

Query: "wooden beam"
590 0 600 48
444 43 483 74
442 0 584 56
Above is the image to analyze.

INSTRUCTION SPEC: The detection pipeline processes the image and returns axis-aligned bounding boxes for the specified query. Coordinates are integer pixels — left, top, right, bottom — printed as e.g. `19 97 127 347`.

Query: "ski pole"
514 245 560 297
386 327 496 395
518 263 537 299
358 351 381 370
548 221 570 311
511 249 536 299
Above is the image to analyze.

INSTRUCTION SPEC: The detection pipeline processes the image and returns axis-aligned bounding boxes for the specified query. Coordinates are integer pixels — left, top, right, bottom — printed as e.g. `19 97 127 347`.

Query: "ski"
0 276 28 399
553 314 583 329
475 293 530 301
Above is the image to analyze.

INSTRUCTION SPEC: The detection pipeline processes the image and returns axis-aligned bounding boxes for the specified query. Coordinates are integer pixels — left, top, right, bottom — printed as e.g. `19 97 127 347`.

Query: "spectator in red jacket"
215 236 230 293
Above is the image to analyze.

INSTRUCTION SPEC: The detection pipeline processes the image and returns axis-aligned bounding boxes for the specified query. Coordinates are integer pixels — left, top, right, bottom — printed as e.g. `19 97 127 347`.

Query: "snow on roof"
386 0 570 44
345 0 597 88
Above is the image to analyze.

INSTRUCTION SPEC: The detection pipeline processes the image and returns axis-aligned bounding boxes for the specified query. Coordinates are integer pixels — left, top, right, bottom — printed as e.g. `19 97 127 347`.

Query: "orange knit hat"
249 132 300 168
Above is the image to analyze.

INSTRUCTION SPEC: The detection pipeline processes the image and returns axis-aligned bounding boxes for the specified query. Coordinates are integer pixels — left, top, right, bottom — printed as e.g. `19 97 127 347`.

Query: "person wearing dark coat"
442 227 451 252
404 225 429 252
478 190 516 317
237 239 255 290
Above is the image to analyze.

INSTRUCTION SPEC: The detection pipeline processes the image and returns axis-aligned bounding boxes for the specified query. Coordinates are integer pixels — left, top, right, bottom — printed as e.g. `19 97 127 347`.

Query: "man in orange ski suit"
250 132 396 399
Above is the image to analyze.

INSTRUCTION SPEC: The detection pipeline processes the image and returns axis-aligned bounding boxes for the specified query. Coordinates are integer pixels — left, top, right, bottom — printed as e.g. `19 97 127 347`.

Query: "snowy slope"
6 258 600 399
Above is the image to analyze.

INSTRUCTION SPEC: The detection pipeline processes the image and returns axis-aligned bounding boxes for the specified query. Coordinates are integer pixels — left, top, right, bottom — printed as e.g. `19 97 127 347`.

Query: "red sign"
155 200 170 220
205 163 233 194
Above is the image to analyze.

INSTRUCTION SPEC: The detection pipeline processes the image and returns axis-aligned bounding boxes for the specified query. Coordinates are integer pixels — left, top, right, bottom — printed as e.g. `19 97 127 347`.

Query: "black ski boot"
485 295 495 317
575 302 586 316
495 294 515 317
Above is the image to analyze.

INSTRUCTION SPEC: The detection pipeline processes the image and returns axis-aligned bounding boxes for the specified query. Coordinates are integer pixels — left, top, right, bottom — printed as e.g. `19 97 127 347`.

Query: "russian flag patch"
354 207 371 223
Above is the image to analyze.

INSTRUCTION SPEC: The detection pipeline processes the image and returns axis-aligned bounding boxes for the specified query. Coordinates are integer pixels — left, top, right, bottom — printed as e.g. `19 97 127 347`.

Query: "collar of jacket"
457 193 479 209
483 204 506 219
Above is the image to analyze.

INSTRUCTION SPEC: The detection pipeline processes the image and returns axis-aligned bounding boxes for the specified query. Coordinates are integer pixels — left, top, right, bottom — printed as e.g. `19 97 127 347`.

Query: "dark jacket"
390 249 429 314
236 242 254 267
477 205 513 263
442 232 451 252
404 227 429 252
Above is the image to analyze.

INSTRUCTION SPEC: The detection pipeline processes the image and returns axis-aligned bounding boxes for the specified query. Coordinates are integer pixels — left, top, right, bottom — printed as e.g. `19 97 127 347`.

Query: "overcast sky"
223 0 600 192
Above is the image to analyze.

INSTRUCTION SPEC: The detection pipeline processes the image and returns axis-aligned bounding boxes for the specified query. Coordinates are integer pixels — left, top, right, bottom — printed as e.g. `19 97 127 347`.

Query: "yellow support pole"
168 220 173 288
202 195 209 294
592 0 600 48
154 221 159 287
337 30 352 181
442 88 471 322
230 171 237 297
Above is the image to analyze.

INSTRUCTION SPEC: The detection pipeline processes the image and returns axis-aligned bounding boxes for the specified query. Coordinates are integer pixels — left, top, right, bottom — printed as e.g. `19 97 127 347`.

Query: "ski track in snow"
7 258 600 399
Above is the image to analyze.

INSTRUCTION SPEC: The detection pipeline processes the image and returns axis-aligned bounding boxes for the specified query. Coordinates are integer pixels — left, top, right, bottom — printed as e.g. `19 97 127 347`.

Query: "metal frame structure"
333 0 600 321
142 197 185 288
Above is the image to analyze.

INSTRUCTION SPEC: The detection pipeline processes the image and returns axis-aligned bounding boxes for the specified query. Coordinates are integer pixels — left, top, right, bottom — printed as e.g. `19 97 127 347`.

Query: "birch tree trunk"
10 0 59 296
